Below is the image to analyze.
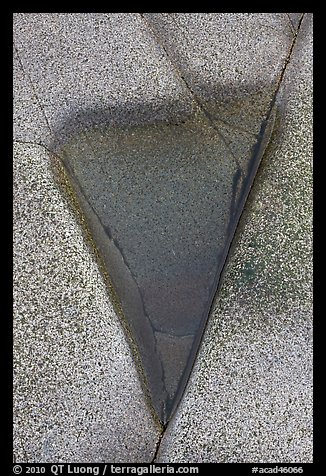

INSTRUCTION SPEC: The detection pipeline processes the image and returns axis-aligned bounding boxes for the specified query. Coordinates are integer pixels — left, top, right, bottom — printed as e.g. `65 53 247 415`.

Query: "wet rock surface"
56 102 276 423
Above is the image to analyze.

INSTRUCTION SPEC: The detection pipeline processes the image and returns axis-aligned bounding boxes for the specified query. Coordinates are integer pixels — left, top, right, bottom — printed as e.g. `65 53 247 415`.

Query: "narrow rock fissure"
151 424 167 463
265 13 305 119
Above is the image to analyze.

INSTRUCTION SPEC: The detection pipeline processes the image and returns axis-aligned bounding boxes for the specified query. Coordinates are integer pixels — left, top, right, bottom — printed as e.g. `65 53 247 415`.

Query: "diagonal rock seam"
13 43 56 142
149 12 306 463
139 13 245 175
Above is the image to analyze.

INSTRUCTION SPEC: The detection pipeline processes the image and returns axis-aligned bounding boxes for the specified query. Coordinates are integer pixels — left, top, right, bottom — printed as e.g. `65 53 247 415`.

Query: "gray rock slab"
142 13 294 135
13 11 313 463
13 142 161 463
13 13 197 145
13 11 295 428
13 11 196 462
156 14 312 463
13 47 54 144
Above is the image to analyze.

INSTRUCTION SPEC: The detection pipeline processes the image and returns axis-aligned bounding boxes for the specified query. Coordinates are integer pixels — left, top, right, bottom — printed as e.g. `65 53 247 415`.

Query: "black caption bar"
10 463 316 476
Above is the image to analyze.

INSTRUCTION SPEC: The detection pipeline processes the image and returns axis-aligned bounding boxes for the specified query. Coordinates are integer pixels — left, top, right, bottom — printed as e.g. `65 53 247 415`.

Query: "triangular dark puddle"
54 105 275 425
